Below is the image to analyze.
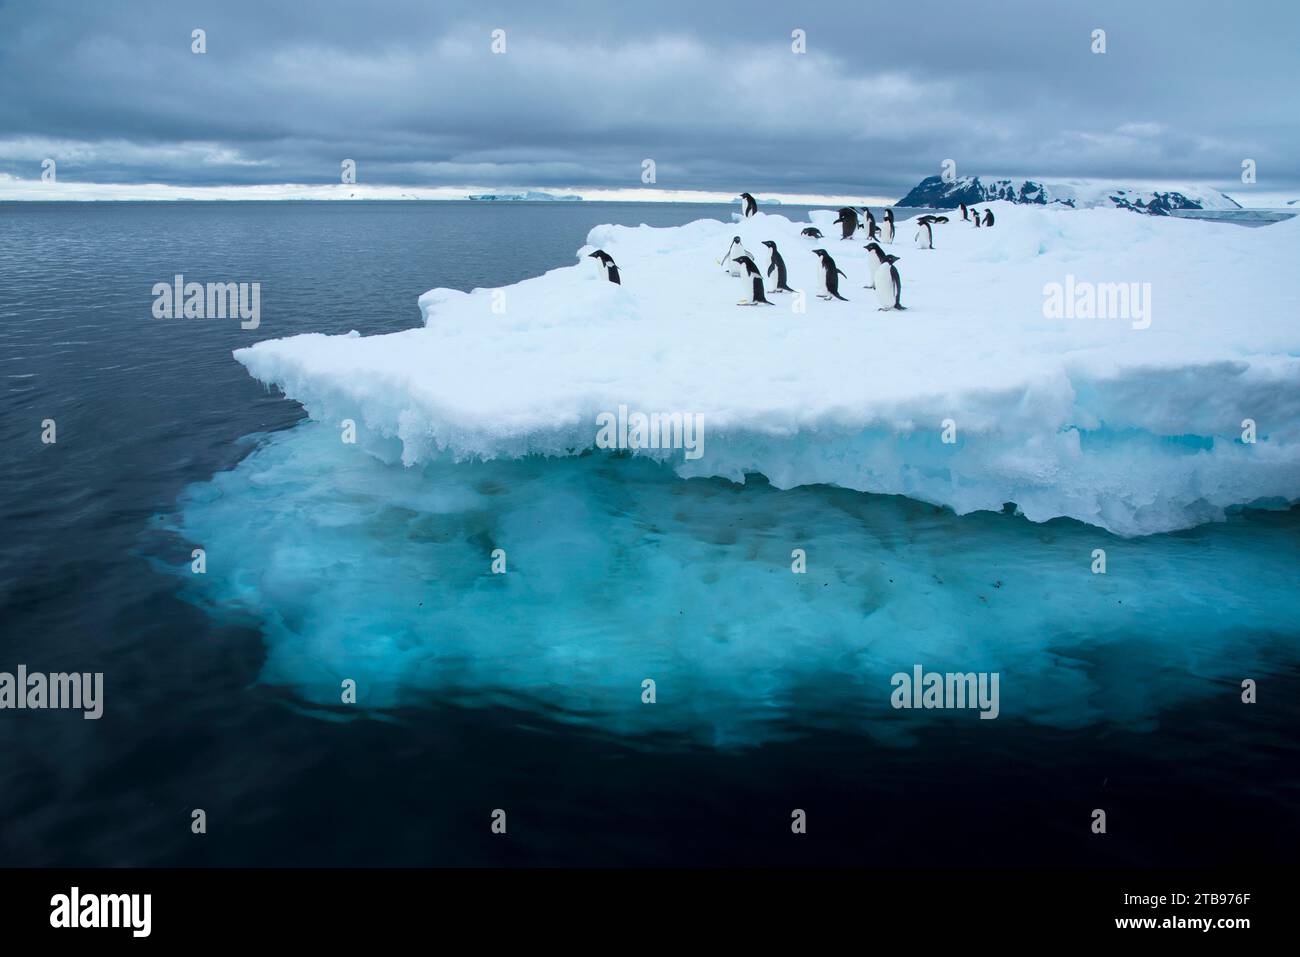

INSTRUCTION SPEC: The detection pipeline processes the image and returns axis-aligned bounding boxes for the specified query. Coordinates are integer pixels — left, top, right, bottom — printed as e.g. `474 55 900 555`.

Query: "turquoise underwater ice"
172 421 1300 749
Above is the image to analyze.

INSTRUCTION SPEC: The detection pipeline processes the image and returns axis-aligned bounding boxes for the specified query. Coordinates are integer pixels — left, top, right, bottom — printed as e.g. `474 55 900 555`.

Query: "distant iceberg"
898 175 1242 215
466 190 583 201
235 203 1300 537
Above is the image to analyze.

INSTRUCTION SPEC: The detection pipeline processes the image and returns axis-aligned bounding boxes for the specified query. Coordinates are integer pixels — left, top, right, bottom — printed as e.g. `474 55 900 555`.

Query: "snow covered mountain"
898 175 1242 215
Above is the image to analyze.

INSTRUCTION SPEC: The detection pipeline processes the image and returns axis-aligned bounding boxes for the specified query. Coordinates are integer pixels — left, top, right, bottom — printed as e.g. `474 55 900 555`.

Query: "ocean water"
1 201 1297 867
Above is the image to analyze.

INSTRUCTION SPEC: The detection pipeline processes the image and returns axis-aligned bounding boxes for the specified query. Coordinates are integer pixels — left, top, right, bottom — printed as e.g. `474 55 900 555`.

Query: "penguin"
733 255 772 305
801 227 824 239
588 249 621 284
971 209 981 228
982 209 994 227
872 254 905 311
959 202 969 222
760 240 795 293
833 207 859 240
739 192 758 218
720 236 752 277
857 207 871 233
811 249 849 301
881 208 895 244
862 241 888 287
913 215 949 250
864 210 879 241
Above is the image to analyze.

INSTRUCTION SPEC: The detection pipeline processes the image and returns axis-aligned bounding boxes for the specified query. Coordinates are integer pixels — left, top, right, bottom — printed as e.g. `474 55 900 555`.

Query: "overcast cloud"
1 0 1296 199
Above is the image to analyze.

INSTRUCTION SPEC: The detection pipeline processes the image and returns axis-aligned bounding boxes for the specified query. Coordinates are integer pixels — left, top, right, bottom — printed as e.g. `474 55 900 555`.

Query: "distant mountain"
897 175 1242 215
466 190 582 202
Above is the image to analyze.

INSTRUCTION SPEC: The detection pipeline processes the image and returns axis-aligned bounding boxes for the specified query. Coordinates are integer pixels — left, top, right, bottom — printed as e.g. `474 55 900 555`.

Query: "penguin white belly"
882 220 894 243
914 224 930 249
864 255 881 288
873 262 896 309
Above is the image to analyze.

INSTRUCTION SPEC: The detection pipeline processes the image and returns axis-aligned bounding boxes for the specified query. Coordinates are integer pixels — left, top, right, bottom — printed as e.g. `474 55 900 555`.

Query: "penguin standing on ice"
881 208 896 244
959 202 969 222
862 241 887 288
588 249 621 284
739 192 758 217
833 207 859 240
982 209 995 227
733 256 772 305
720 236 752 277
971 209 982 228
913 215 949 250
857 208 871 233
760 240 795 293
801 226 824 239
811 249 849 301
864 210 879 241
872 254 906 311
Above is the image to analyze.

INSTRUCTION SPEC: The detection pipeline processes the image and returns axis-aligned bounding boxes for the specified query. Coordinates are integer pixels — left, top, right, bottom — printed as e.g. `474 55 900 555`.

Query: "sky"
1 0 1297 203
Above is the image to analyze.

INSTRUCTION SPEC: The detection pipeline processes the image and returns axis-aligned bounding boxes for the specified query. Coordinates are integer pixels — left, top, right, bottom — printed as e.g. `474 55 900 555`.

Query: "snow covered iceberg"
235 203 1300 536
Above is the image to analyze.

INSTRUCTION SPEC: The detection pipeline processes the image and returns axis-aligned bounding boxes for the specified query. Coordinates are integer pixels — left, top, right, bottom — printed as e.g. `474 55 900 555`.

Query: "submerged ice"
235 204 1300 536
171 423 1300 748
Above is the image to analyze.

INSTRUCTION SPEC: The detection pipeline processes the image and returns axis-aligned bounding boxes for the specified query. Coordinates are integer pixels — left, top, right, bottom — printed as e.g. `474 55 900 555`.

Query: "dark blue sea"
1 201 1297 867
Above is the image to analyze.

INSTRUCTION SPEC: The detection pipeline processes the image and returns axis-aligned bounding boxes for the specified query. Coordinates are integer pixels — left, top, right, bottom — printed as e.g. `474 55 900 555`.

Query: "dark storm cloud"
0 0 1296 195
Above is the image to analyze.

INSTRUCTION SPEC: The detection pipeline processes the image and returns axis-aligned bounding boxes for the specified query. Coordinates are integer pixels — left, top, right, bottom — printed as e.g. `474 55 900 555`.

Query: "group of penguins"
585 191 995 312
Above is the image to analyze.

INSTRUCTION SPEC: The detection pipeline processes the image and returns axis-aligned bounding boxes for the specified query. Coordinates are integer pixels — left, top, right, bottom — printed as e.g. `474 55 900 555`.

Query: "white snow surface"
235 203 1300 536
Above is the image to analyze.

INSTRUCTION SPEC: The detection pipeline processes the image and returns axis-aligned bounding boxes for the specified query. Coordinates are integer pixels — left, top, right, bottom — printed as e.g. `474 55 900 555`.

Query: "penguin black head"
761 240 776 249
732 236 742 244
811 248 828 258
864 242 885 257
588 249 615 265
734 255 758 271
740 192 754 201
884 254 901 264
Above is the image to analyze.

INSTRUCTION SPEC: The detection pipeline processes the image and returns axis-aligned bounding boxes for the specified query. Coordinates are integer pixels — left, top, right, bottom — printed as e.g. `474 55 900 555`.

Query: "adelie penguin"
801 226 824 239
913 215 948 250
833 207 859 240
588 249 621 284
720 236 752 277
982 209 995 227
733 255 772 305
881 208 895 244
971 209 982 228
739 192 758 218
760 240 795 293
959 202 969 222
862 241 888 288
872 254 906 311
864 210 879 241
811 249 849 301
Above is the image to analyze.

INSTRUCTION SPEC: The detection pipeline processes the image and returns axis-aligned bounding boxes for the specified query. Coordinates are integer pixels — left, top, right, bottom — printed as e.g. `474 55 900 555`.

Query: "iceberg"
234 203 1300 537
170 423 1300 745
